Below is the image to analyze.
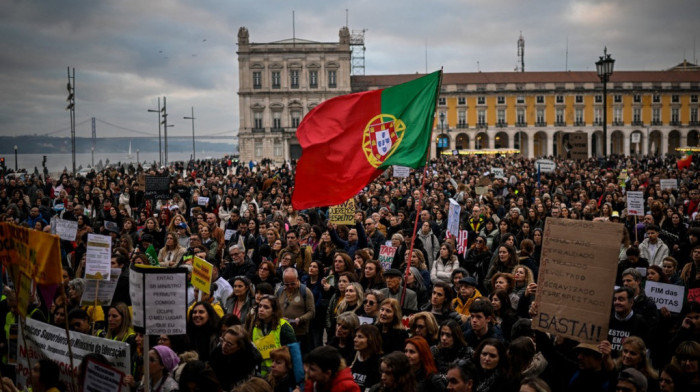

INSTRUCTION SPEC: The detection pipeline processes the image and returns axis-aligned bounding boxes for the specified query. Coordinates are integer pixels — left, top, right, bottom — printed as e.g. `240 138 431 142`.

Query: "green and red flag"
292 70 442 209
677 151 693 170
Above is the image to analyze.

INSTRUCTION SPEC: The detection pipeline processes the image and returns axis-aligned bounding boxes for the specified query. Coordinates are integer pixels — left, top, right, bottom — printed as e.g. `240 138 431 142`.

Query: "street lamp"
440 112 446 132
183 107 196 161
91 147 94 167
13 145 17 171
136 148 140 164
147 97 162 166
596 47 615 157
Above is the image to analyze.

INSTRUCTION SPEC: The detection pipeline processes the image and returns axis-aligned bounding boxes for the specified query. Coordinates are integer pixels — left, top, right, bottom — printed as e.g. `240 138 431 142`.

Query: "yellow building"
352 67 700 159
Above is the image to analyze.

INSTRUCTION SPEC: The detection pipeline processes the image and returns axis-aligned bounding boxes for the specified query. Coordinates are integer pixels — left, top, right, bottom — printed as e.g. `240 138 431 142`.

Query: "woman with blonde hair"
158 232 186 267
408 311 439 346
267 346 296 392
104 302 137 353
377 298 408 354
336 282 364 315
612 336 658 387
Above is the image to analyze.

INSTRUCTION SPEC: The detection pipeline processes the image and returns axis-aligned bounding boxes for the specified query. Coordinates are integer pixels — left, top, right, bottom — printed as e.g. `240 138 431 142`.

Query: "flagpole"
401 69 443 307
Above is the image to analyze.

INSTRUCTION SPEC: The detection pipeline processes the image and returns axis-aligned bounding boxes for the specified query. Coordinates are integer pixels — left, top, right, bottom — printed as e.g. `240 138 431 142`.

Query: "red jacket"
303 367 360 392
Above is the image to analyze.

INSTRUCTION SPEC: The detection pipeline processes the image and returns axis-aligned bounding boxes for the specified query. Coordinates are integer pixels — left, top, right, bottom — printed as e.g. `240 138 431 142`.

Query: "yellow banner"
191 256 213 294
0 223 62 286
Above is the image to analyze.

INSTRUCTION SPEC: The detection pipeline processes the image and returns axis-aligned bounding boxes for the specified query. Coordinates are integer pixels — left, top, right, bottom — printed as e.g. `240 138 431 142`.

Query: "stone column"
527 132 535 159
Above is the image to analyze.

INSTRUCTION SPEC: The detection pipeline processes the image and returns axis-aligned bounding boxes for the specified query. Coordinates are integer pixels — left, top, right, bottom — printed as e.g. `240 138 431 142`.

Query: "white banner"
626 191 645 217
660 179 678 190
447 198 461 237
645 281 685 313
17 318 130 392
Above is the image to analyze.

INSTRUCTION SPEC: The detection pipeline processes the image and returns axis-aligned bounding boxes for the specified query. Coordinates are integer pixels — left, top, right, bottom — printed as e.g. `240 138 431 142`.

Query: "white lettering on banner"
627 191 645 217
644 281 685 313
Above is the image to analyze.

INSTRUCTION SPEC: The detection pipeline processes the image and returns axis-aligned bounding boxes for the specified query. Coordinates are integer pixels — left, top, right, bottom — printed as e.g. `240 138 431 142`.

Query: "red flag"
677 154 692 170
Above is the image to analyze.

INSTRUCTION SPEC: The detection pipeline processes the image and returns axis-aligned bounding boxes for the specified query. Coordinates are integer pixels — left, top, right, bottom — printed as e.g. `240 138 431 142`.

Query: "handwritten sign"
627 191 645 217
393 166 410 178
144 176 170 200
491 168 505 179
85 233 112 280
329 199 356 225
447 198 461 237
644 281 685 313
456 230 469 255
378 245 396 271
534 218 623 345
660 179 677 190
568 133 588 161
80 268 122 306
191 256 213 294
130 265 188 335
197 196 210 206
224 229 236 241
54 218 79 241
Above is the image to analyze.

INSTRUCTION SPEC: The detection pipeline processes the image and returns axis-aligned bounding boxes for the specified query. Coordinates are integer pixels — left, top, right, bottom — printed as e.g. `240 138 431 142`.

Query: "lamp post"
91 147 94 167
596 47 615 157
147 97 162 166
183 107 196 161
136 149 140 164
13 145 17 171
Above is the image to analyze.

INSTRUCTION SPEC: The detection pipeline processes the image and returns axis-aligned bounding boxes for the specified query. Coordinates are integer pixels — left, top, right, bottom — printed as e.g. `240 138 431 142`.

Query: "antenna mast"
517 32 525 72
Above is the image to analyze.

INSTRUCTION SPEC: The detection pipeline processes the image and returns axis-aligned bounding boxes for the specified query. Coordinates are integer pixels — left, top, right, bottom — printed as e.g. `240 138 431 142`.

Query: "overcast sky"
0 0 698 140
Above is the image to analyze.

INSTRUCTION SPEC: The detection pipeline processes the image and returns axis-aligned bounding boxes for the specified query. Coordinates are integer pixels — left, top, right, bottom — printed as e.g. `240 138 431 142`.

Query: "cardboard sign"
192 256 213 294
54 218 78 241
447 198 461 237
456 230 469 255
83 358 125 392
660 179 678 190
130 265 188 335
80 268 122 306
535 159 556 173
644 281 685 313
393 166 410 178
17 318 131 392
627 191 645 217
475 186 489 195
378 245 396 271
534 219 623 345
491 168 505 179
329 199 356 225
144 176 170 200
197 196 210 206
85 233 112 280
566 133 588 161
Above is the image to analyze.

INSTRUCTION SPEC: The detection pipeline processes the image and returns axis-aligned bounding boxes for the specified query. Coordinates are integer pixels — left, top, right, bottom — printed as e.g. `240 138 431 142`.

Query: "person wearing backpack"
276 267 315 354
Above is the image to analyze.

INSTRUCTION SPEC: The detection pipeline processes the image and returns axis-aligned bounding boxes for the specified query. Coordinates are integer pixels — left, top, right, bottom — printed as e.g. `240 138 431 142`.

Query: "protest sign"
392 166 410 178
567 133 588 161
491 168 505 179
225 229 236 241
456 230 469 255
329 199 356 225
644 281 685 313
17 318 131 392
0 222 62 285
80 268 122 306
192 256 213 294
83 358 124 392
358 316 374 325
130 265 188 335
627 191 645 217
535 159 556 173
198 196 210 206
54 218 78 241
85 233 112 280
475 186 489 195
144 176 171 199
660 179 678 190
534 218 623 345
378 245 396 271
447 198 461 237
16 271 32 318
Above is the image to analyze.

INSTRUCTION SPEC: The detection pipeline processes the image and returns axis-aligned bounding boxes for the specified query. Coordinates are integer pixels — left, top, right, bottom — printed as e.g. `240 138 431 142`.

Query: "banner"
626 191 645 217
85 233 112 280
329 199 356 225
660 179 678 190
54 218 79 242
644 281 685 314
17 318 130 392
0 222 62 285
534 219 623 345
191 256 213 294
130 265 188 335
378 245 396 271
447 198 461 237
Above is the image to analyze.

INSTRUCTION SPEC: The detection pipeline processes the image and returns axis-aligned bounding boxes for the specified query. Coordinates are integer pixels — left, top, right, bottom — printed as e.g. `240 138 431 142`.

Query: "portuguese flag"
292 70 442 209
677 152 693 170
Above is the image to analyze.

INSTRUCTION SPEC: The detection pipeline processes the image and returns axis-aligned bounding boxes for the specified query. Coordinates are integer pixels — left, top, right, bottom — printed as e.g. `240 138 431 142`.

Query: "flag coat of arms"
292 70 442 209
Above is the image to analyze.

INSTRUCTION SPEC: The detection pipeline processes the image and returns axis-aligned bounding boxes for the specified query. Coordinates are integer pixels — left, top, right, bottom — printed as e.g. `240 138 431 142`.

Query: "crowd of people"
0 152 699 392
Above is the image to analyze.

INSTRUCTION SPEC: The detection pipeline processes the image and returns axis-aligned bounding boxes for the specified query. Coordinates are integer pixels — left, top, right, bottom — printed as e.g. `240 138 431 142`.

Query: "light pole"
183 107 196 161
596 47 615 157
136 148 140 164
91 147 94 167
13 145 17 171
66 67 76 174
147 97 162 166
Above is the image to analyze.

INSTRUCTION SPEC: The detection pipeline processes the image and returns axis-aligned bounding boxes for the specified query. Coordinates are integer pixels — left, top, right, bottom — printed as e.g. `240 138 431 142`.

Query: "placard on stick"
191 256 213 294
85 233 112 280
129 265 188 335
626 191 645 217
378 245 396 271
329 199 355 225
144 176 170 200
534 218 623 345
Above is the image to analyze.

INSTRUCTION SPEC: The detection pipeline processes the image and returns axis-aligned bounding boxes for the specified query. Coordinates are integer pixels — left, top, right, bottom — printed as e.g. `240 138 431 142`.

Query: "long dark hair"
379 351 416 392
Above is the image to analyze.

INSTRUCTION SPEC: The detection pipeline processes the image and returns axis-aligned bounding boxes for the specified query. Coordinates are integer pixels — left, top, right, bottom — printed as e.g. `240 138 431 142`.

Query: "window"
458 97 466 105
253 111 263 129
652 108 661 124
536 95 544 104
290 70 299 89
477 96 485 105
438 97 446 106
575 108 584 125
516 108 525 125
653 94 660 103
595 95 602 103
309 70 318 88
671 108 680 123
254 140 263 158
613 108 622 124
328 70 337 88
458 110 466 127
692 95 698 103
497 96 505 104
274 140 283 157
633 108 641 124
672 95 679 103
291 111 301 128
575 95 583 103
691 107 698 123
633 94 641 103
272 111 282 129
614 95 622 103
595 108 602 124
556 108 564 124
477 109 486 125
556 95 564 104
253 72 262 89
271 71 280 89
516 96 525 104
536 109 545 125
497 109 506 126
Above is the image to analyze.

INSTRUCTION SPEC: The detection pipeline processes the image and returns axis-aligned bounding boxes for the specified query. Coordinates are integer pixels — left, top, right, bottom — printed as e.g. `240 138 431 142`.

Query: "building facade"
237 27 352 163
352 70 700 159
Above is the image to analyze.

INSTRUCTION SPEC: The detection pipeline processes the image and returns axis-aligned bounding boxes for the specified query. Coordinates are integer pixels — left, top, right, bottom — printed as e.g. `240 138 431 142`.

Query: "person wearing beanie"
140 345 180 392
616 367 648 392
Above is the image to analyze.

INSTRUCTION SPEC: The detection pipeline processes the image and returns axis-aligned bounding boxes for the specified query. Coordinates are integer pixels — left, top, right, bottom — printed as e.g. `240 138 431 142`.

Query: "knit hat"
617 368 647 392
152 345 180 373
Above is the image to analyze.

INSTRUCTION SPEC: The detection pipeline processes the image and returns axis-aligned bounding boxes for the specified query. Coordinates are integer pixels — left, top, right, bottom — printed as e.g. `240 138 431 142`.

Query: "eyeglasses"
363 300 376 306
